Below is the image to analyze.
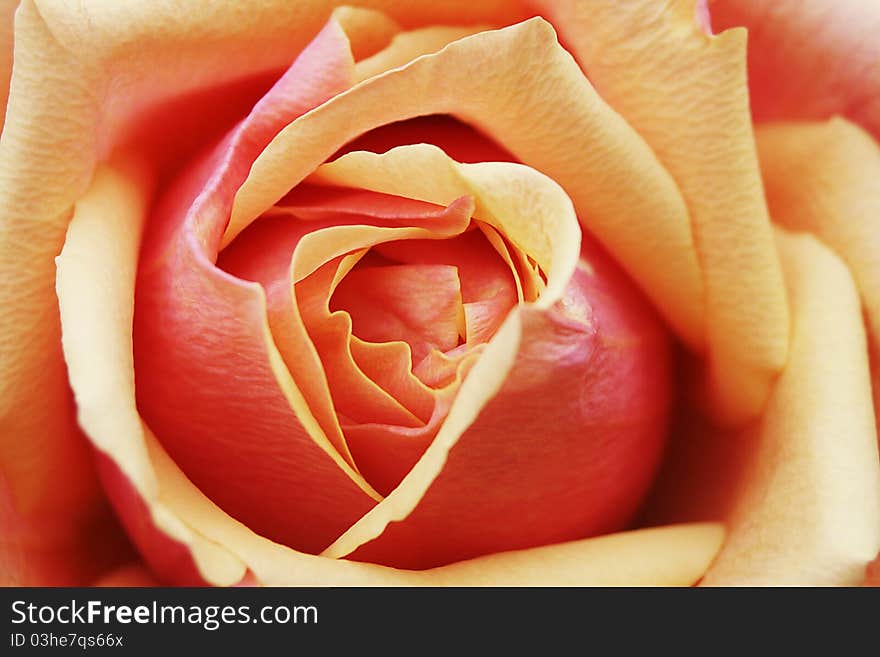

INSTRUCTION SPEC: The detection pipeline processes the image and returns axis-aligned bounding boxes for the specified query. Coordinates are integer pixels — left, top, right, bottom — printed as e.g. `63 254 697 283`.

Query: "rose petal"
296 257 429 427
134 22 388 554
530 0 789 424
0 0 16 131
0 0 115 584
704 230 880 585
754 118 880 421
711 0 880 140
231 18 705 353
354 25 489 83
645 229 880 585
372 230 518 345
416 523 725 587
310 145 582 305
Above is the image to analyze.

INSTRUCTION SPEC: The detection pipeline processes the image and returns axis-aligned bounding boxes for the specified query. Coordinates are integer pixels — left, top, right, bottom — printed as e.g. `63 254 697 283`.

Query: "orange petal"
374 229 518 345
704 229 880 584
754 118 880 420
865 555 880 587
530 0 789 423
0 0 16 131
0 468 135 586
712 0 880 140
297 257 427 427
645 229 880 585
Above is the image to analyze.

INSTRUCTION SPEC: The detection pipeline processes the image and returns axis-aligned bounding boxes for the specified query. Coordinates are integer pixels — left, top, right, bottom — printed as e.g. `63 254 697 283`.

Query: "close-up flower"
1 0 878 587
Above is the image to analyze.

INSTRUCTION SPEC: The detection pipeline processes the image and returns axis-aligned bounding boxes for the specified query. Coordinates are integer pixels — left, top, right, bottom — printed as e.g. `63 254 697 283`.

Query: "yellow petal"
532 0 789 424
232 18 705 351
0 0 107 555
330 6 401 61
354 25 490 83
647 228 880 585
415 523 724 587
755 118 880 421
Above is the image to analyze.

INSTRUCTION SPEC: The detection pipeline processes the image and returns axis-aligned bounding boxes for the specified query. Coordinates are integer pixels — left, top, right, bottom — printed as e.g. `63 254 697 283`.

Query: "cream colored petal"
415 523 724 587
755 118 880 419
354 25 489 83
56 157 246 585
330 6 401 61
532 0 789 424
701 229 880 585
231 18 705 351
309 144 580 307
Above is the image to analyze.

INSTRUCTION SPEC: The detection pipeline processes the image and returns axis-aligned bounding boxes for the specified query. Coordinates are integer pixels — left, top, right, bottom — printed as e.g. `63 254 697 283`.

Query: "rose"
1 0 878 587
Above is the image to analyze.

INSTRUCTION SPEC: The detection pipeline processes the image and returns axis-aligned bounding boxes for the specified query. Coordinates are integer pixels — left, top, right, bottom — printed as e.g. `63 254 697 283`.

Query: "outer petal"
645 229 880 585
0 469 134 586
754 118 880 419
0 0 16 131
529 0 789 424
232 18 705 353
133 21 385 554
0 0 522 587
711 0 880 140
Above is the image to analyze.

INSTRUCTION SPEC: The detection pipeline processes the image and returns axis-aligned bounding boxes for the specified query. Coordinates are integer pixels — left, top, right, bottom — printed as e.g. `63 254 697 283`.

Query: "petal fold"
645 229 880 585
755 118 880 420
530 0 789 423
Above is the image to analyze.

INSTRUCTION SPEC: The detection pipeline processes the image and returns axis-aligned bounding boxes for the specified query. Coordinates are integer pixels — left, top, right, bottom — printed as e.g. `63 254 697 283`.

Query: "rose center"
327 229 518 387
